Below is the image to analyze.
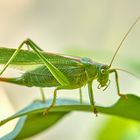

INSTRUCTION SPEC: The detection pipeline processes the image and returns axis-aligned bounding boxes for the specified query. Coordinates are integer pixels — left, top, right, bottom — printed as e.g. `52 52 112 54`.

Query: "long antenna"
115 68 140 80
109 16 140 67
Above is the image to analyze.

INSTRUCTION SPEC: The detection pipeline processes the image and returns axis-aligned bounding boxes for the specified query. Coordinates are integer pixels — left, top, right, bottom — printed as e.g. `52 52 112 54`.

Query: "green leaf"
95 116 140 140
1 94 140 139
0 99 80 126
1 112 68 140
1 94 140 126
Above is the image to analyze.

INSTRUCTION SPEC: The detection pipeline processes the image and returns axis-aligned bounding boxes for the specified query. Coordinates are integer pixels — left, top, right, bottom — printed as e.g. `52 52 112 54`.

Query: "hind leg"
0 39 69 87
0 39 43 76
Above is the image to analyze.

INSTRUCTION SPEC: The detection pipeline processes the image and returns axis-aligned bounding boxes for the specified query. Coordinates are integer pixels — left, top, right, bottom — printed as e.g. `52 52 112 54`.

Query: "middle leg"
88 81 97 116
43 85 82 115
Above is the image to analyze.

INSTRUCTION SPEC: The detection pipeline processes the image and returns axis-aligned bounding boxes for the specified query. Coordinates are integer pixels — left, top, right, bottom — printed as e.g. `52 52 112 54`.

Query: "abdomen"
21 65 88 88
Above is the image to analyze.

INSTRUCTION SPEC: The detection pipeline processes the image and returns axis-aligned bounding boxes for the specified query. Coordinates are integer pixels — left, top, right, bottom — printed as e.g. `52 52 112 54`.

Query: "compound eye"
101 69 105 74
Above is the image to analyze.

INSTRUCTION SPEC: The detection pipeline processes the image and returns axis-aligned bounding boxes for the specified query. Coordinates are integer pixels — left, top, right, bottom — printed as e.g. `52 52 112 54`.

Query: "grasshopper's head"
97 64 110 90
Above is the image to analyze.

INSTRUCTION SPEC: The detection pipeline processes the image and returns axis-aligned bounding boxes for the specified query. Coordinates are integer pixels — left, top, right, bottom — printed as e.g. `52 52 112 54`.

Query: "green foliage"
95 117 140 140
0 94 140 139
1 112 68 140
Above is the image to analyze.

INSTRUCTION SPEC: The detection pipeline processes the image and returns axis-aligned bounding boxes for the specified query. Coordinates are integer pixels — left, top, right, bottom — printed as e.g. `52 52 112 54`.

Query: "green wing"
0 48 82 71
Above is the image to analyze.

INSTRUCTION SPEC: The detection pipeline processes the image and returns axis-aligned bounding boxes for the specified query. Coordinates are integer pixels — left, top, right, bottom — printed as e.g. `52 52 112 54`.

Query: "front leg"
109 69 128 100
88 81 98 116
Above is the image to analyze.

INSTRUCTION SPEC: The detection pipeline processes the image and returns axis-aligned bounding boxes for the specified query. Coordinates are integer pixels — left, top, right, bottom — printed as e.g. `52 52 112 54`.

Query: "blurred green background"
0 0 140 140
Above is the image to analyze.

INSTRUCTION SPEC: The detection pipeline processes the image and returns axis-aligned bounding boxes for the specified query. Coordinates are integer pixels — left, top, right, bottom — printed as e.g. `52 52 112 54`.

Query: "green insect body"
0 16 139 115
0 48 97 88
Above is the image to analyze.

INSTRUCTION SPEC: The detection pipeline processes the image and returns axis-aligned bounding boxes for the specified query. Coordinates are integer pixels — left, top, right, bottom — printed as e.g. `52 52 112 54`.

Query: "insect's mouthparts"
97 83 101 89
97 80 111 91
103 80 111 91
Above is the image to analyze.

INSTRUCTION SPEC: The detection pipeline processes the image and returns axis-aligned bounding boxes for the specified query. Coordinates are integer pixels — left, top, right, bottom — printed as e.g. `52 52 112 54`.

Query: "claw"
43 111 47 116
94 107 98 117
119 94 128 101
43 105 54 115
92 103 98 116
43 108 49 115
